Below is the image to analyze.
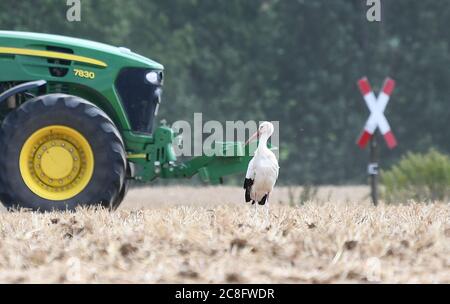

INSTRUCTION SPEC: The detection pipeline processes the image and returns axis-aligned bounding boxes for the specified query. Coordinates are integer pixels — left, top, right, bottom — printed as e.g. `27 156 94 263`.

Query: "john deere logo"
66 0 81 22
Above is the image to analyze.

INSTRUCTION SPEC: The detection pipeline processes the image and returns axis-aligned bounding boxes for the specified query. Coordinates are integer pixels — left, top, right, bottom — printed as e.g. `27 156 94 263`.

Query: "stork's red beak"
245 131 259 145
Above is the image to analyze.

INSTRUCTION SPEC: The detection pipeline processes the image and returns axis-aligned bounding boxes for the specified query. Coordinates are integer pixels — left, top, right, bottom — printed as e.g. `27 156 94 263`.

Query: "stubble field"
0 186 449 283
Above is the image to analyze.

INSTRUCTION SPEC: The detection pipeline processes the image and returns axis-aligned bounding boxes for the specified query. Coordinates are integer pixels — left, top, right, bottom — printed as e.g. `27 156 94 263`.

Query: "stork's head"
246 121 275 145
258 121 275 137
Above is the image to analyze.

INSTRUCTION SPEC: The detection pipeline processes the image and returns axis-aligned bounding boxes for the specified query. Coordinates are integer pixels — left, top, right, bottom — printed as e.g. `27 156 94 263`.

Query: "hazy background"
1 0 449 185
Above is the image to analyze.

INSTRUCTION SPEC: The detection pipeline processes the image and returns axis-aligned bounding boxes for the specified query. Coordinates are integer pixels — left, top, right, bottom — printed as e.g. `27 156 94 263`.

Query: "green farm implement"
0 31 252 211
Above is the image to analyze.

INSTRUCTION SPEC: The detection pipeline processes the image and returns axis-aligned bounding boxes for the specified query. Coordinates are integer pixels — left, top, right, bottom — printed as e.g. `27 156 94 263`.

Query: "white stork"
244 122 279 211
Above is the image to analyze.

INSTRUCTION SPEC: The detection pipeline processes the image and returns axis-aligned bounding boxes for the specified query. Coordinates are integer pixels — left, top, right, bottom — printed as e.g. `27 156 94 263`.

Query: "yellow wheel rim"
19 126 94 201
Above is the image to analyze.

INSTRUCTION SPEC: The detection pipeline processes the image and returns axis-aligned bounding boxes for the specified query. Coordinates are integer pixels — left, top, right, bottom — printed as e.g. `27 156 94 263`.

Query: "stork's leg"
264 193 271 226
252 201 258 223
247 197 257 224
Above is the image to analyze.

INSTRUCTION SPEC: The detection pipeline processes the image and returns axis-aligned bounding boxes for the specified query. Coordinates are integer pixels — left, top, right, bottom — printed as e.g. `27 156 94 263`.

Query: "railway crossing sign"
357 77 397 149
356 77 397 206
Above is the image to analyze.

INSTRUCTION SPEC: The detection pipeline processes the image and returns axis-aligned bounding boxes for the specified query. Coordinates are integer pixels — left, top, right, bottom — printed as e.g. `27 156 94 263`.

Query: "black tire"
111 162 134 210
0 94 126 212
112 180 130 210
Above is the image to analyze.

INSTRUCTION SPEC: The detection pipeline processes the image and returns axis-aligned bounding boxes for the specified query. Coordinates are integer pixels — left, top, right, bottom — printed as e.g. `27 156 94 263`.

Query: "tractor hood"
0 31 164 71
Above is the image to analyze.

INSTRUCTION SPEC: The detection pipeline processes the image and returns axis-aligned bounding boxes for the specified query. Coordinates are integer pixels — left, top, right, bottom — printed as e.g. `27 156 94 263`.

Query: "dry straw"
0 186 449 283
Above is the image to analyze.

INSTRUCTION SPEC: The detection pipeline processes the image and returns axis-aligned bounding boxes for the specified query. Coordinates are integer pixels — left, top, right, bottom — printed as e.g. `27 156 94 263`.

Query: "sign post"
357 77 397 206
368 131 379 205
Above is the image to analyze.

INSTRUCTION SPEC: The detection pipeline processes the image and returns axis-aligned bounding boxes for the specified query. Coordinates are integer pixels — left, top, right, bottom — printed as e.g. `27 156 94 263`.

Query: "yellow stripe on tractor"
127 153 147 160
0 47 108 68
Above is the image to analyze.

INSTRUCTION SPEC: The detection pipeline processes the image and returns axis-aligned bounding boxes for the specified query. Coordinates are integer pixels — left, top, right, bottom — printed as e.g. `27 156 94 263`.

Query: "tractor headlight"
146 71 162 85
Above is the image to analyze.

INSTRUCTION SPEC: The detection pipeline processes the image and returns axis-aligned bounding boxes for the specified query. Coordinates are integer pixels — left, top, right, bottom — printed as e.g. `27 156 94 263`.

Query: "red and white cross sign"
357 77 398 149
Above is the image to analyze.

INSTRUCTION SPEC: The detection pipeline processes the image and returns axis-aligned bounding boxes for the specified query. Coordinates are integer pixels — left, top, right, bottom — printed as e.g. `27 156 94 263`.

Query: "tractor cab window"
115 68 163 134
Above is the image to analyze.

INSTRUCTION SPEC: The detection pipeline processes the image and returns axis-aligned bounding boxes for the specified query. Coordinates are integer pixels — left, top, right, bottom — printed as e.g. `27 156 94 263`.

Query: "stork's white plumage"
244 122 279 207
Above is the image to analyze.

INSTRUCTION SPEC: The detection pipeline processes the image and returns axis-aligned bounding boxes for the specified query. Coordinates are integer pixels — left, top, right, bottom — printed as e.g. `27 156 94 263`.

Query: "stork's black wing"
243 178 254 203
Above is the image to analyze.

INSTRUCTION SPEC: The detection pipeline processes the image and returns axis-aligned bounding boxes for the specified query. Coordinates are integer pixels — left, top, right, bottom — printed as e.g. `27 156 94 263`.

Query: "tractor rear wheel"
111 163 134 210
0 94 126 212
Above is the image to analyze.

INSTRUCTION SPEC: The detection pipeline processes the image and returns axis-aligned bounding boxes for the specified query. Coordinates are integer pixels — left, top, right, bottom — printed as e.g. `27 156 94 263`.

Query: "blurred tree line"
1 0 450 185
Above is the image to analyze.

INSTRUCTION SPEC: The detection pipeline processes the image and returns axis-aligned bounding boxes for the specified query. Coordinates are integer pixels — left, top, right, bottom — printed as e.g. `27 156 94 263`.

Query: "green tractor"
0 31 252 211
